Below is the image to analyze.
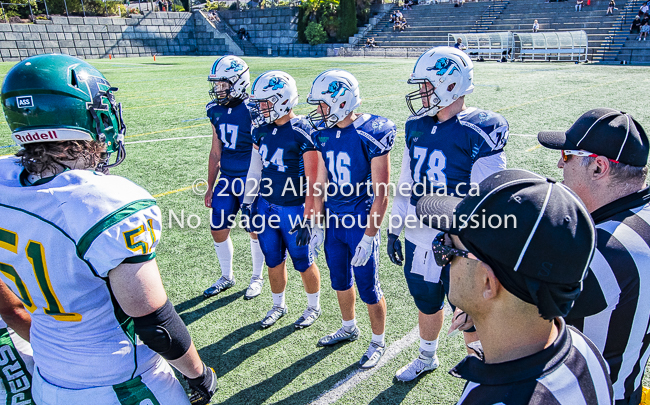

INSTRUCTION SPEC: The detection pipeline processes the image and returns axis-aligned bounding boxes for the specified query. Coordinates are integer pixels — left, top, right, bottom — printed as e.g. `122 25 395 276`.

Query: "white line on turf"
125 135 212 145
310 325 420 405
510 133 537 137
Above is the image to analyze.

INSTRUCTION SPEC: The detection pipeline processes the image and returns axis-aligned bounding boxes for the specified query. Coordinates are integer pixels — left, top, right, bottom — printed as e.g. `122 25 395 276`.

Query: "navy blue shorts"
210 174 246 231
255 197 313 272
404 239 446 315
324 216 383 305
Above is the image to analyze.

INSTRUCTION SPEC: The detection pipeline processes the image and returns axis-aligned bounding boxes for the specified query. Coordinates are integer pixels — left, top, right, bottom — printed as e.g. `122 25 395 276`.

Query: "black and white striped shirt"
566 187 650 405
450 318 613 404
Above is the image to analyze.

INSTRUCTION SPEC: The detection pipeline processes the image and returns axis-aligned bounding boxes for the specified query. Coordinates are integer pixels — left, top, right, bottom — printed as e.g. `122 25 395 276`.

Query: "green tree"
305 21 328 45
337 0 356 40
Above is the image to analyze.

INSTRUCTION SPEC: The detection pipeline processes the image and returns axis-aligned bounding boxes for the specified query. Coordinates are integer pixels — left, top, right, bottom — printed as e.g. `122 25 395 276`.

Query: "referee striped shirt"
450 318 613 404
566 187 650 405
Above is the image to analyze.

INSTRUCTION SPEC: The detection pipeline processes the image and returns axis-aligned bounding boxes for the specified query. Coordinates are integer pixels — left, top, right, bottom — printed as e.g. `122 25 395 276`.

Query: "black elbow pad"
132 299 192 361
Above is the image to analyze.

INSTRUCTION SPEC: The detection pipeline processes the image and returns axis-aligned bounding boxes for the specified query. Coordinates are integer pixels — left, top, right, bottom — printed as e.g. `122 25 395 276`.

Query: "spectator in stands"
454 37 467 51
640 2 649 17
238 27 250 40
404 0 413 10
576 0 583 11
389 11 397 23
640 22 649 40
631 16 642 33
532 19 540 32
396 9 403 19
365 37 377 48
606 0 615 15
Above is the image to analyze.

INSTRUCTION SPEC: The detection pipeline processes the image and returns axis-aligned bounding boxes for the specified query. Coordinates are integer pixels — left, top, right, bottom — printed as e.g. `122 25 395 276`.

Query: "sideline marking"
310 325 419 405
153 182 206 198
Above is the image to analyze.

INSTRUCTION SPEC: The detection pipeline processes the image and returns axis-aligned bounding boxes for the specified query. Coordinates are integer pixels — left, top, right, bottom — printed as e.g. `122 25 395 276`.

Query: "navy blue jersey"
252 117 316 207
312 114 396 215
405 107 508 205
206 99 254 177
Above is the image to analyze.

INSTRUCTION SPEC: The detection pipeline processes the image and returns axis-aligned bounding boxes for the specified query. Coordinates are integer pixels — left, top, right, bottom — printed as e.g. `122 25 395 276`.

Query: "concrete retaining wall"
0 11 229 62
0 6 350 61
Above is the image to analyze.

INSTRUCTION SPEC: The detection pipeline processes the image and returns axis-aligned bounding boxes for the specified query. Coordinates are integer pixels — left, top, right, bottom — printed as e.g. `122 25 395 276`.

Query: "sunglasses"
432 232 473 267
561 149 620 164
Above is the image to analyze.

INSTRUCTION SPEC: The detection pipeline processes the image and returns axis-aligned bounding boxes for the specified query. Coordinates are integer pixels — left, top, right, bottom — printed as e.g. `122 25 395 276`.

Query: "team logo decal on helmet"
225 60 244 73
2 54 127 169
406 46 474 117
306 70 361 130
208 56 250 105
248 71 299 128
427 57 460 76
263 77 286 91
322 81 349 98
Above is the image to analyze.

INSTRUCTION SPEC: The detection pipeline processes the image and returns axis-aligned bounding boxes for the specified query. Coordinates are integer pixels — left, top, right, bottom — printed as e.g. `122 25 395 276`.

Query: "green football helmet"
1 54 126 168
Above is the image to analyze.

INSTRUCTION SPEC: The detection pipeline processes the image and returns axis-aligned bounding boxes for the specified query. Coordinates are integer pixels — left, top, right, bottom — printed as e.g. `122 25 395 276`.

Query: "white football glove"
309 223 324 259
351 234 375 267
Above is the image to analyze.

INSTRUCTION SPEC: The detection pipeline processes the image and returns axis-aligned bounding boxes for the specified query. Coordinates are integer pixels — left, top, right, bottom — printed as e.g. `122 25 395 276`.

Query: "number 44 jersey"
0 156 162 389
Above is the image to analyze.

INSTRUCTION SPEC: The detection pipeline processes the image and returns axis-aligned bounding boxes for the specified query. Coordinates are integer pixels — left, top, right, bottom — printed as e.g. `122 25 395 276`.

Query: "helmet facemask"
208 80 234 105
405 79 444 117
87 86 127 170
306 99 338 130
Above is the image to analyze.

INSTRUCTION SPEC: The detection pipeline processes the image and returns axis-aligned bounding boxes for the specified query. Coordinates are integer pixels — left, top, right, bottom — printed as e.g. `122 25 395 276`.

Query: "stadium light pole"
63 0 69 17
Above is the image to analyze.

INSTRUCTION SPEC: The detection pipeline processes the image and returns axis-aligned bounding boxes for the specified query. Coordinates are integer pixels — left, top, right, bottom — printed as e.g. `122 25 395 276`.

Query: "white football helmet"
406 46 474 117
306 69 361 130
208 55 250 105
248 71 299 127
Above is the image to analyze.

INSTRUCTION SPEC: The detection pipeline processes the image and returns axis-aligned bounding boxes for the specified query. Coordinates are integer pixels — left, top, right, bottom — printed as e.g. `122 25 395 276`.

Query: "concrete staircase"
357 0 633 62
601 0 649 63
193 9 252 55
478 0 631 61
360 2 496 49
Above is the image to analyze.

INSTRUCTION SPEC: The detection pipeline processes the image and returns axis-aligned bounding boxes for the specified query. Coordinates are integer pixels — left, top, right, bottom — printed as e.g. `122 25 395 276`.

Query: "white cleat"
245 277 263 300
395 353 439 382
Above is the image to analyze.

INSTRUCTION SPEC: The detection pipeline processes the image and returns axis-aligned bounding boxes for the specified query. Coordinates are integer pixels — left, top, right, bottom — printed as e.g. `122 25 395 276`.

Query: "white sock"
307 291 320 310
372 333 385 347
272 292 286 308
214 239 234 280
342 318 357 331
250 238 264 279
419 338 438 357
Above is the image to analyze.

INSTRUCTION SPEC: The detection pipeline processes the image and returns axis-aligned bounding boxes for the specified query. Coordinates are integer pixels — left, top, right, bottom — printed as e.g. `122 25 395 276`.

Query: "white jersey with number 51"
0 156 162 389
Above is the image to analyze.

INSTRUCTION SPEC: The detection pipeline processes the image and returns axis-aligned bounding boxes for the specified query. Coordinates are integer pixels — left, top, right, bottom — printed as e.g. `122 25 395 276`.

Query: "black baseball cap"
538 108 649 167
416 169 596 319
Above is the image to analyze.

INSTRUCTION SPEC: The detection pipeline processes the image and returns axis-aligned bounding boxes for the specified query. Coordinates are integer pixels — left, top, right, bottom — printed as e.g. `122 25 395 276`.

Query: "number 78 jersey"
0 157 161 389
406 107 509 205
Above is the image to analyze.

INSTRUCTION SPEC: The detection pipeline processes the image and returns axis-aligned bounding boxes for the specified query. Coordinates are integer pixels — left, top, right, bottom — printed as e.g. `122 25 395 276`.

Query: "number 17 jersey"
206 99 254 177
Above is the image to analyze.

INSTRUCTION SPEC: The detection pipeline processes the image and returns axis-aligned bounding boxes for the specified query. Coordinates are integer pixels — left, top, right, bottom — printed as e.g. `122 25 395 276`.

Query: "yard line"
310 325 419 405
525 144 542 152
510 133 537 137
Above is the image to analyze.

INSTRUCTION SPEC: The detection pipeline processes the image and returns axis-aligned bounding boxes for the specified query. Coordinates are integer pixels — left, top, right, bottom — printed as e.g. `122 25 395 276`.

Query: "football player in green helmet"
0 54 217 405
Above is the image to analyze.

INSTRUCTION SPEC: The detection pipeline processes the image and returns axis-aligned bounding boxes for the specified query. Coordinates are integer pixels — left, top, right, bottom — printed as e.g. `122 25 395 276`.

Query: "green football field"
1 56 649 404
